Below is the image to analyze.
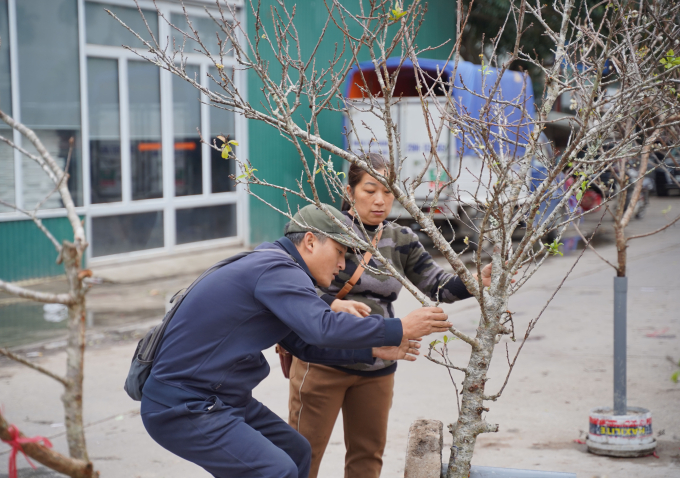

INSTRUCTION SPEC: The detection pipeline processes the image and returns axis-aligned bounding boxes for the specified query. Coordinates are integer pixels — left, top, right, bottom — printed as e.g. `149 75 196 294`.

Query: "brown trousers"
288 357 394 478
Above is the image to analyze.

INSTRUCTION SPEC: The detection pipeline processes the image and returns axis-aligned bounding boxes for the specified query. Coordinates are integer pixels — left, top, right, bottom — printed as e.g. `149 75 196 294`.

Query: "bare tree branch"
0 199 62 252
0 279 74 305
572 215 617 270
627 213 680 241
0 348 70 387
0 111 86 249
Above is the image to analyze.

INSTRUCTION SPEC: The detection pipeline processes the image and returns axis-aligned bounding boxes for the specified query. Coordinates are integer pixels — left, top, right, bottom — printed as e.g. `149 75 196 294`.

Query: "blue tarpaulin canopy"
345 57 536 157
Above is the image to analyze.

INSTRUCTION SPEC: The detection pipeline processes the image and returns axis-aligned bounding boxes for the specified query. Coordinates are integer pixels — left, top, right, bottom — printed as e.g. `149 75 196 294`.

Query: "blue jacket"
143 237 403 406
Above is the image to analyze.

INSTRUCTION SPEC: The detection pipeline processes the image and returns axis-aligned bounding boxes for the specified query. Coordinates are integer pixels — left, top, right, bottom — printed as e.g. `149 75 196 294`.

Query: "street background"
1 197 679 477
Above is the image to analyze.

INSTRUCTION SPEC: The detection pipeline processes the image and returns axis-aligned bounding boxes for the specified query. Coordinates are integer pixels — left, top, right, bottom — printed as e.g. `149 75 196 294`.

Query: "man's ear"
303 231 316 252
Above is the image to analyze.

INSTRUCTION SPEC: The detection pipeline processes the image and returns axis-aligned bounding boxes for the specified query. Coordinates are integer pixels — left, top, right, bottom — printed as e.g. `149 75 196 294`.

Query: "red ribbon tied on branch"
1 424 52 478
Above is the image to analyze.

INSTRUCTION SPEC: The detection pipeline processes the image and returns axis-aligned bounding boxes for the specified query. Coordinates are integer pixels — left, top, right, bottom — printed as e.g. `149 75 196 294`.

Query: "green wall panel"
0 216 82 282
246 1 457 244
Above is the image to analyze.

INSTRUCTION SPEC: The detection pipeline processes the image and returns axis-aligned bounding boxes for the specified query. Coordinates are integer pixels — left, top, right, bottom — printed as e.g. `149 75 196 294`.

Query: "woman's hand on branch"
472 263 517 288
473 263 494 288
331 299 371 317
401 307 451 338
373 337 421 362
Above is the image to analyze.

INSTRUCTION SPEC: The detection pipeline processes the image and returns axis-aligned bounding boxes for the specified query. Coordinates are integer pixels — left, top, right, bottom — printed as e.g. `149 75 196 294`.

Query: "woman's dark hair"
341 153 388 211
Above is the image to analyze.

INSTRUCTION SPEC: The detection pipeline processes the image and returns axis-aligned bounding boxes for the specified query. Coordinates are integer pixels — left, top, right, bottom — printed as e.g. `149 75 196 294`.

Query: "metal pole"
613 276 627 415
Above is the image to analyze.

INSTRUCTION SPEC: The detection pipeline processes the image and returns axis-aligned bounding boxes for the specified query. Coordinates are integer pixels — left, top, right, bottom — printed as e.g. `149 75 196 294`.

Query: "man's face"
302 235 347 288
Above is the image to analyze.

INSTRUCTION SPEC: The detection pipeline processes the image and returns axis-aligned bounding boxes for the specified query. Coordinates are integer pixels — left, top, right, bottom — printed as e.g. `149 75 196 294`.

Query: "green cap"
286 204 358 248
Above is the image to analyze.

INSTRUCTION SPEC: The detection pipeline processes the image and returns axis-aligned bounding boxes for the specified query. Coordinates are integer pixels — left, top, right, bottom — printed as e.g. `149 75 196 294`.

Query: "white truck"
344 58 537 241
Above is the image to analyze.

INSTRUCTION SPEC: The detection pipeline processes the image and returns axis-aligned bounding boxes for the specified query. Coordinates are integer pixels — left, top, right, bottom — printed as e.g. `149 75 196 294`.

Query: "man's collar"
274 236 317 286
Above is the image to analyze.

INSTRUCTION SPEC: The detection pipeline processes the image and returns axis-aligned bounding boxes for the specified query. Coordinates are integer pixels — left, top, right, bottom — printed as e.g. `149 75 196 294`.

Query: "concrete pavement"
1 197 679 477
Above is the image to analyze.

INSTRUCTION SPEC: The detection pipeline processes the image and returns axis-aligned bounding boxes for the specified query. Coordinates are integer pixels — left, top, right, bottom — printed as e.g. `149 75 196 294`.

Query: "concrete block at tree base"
404 419 576 478
404 419 443 478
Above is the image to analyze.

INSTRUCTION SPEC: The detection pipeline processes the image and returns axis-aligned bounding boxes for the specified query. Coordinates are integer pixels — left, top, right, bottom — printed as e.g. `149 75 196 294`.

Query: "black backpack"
123 249 291 401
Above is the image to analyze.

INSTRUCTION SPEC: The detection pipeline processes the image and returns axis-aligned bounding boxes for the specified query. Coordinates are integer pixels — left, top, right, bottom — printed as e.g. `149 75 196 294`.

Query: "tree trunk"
446 305 502 478
61 242 89 461
614 223 627 278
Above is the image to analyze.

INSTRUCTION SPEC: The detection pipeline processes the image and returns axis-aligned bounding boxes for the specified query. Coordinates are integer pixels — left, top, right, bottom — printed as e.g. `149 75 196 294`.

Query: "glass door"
83 0 242 260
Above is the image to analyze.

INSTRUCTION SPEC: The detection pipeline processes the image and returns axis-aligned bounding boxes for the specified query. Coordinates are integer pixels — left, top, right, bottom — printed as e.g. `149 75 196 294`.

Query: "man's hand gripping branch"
373 306 450 362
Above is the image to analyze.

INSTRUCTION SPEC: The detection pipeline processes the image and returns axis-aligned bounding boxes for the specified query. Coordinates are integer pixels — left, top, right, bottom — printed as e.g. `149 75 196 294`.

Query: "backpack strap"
335 227 383 300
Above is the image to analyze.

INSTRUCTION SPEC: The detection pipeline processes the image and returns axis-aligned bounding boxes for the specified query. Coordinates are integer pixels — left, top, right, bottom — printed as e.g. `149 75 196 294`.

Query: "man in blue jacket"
140 204 451 478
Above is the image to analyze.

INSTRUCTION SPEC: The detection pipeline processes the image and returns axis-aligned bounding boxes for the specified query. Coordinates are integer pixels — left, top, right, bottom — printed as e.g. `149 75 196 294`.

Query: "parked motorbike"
566 157 654 219
565 173 609 213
